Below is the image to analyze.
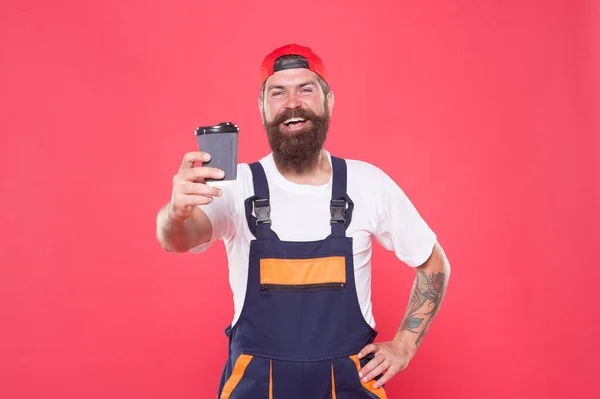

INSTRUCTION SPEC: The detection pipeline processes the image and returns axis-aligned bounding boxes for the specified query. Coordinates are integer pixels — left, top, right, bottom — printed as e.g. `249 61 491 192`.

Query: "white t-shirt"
191 151 437 329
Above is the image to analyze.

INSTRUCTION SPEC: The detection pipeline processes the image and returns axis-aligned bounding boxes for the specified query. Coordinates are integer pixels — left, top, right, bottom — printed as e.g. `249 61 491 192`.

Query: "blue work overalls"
217 156 388 399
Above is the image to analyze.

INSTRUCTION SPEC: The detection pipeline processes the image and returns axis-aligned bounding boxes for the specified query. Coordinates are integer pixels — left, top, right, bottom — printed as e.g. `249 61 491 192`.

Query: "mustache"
270 107 320 126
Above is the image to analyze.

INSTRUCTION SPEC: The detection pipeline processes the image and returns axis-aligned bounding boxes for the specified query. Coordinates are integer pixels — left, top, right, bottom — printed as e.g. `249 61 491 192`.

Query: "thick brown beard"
264 106 330 172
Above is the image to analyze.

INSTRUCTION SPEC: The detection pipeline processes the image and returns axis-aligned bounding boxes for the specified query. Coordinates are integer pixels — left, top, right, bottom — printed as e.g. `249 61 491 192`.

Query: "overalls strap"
244 162 279 240
330 156 354 237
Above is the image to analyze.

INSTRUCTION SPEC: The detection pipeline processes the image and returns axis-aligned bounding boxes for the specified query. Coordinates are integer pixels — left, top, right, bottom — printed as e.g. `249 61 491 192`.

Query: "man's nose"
284 93 301 109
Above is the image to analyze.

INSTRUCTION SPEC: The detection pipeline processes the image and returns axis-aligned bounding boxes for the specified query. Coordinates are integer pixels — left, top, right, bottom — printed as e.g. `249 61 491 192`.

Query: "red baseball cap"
260 43 327 86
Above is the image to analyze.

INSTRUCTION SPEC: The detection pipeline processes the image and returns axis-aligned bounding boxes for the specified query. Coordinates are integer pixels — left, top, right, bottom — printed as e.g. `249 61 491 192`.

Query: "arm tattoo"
399 270 447 347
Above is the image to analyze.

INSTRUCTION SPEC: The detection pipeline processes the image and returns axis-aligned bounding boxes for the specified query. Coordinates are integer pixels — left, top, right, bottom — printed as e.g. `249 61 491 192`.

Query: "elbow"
158 241 190 253
161 243 188 253
155 231 190 253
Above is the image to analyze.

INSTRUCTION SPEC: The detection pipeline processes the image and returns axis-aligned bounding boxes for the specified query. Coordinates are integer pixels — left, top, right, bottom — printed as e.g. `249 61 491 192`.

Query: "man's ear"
327 91 335 116
258 98 265 124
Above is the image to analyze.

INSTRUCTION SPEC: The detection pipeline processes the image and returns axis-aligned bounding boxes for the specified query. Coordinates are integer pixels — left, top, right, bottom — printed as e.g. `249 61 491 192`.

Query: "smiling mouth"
282 117 307 127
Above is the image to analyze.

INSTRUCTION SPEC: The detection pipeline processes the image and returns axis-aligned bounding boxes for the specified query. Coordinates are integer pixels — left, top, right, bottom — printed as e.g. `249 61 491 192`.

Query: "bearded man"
156 44 451 399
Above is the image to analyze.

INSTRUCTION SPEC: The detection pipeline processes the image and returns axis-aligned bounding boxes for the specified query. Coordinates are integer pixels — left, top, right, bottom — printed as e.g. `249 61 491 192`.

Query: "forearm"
393 243 450 357
156 203 201 252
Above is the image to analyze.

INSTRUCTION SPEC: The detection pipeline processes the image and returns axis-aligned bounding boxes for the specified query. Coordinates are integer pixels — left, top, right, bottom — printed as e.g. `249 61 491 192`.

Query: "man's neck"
273 149 332 186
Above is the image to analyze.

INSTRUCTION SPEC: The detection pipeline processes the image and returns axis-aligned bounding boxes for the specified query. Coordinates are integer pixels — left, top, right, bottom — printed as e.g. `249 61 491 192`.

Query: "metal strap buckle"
254 199 271 225
330 199 346 224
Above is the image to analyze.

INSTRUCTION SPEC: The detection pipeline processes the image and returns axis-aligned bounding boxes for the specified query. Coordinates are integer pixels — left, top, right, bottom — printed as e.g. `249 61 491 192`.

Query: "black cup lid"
195 122 239 135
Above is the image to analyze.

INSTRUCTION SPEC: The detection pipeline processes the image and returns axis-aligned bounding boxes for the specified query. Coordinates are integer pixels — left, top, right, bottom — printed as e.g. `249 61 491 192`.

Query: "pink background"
2 0 599 398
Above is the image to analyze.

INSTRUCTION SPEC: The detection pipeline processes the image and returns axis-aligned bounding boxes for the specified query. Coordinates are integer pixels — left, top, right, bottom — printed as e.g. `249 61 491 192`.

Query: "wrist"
392 337 418 359
165 202 191 224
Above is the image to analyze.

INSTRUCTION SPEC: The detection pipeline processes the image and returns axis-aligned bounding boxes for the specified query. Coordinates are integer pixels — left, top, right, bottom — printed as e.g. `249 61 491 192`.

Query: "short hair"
259 54 331 103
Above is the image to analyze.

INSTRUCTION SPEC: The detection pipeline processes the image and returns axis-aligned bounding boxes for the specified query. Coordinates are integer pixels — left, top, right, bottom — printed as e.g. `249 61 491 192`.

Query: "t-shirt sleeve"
188 181 238 254
372 170 437 267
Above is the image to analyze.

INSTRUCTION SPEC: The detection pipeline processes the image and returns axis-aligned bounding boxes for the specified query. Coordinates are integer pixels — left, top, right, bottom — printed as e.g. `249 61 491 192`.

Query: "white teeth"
283 117 306 124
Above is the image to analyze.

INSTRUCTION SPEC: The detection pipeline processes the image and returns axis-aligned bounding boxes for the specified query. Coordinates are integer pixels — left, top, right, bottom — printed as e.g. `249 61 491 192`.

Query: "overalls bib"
217 156 388 399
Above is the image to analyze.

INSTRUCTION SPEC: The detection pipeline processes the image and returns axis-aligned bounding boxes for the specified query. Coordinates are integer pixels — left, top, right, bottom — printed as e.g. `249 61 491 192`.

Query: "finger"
358 344 377 359
177 182 222 197
180 152 211 170
358 355 384 379
176 194 215 207
362 359 389 383
372 367 398 389
179 166 225 182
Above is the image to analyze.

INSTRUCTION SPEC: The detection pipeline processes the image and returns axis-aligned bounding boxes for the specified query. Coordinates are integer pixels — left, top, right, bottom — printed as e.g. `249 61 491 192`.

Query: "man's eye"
271 91 283 97
301 88 313 93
